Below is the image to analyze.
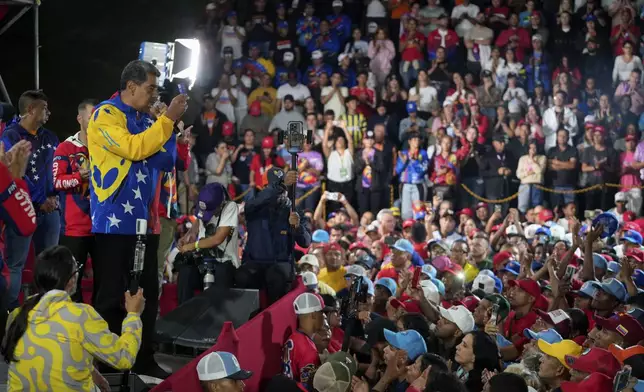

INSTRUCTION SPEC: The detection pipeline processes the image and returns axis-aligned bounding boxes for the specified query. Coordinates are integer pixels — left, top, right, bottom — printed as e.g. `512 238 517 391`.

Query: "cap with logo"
595 312 644 346
311 50 323 60
261 136 275 149
473 274 496 295
406 101 417 113
419 279 440 305
197 351 253 381
537 339 582 368
326 352 357 375
622 229 644 245
344 264 367 278
301 271 318 290
571 281 598 299
439 305 475 334
197 183 228 222
298 254 320 269
293 292 323 315
390 298 422 313
392 239 414 254
383 329 428 361
564 347 621 379
421 264 437 279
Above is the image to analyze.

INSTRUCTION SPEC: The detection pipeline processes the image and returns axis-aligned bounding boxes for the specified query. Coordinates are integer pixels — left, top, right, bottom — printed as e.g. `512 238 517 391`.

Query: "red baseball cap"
538 209 554 222
593 125 605 135
456 295 480 312
536 309 572 337
261 136 275 149
476 202 488 210
249 100 262 116
390 299 422 313
595 312 644 346
626 248 644 263
444 263 464 276
457 208 473 218
222 121 234 137
323 242 343 254
349 242 368 252
623 211 637 223
403 219 415 229
623 221 642 234
564 347 621 379
626 134 638 142
508 279 541 299
490 224 503 233
584 122 595 129
376 268 399 281
560 372 612 392
493 251 513 269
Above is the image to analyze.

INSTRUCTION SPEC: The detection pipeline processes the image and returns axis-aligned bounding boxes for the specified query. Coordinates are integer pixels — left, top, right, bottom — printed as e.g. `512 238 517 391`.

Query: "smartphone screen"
178 83 187 95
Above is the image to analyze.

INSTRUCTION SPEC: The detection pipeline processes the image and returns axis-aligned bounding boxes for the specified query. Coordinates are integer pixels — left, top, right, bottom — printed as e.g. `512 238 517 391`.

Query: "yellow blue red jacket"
87 94 176 235
7 290 142 391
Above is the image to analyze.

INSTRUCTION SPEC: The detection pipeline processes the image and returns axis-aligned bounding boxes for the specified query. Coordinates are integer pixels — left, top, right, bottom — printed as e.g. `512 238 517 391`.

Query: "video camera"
173 250 219 290
341 276 371 318
277 121 312 154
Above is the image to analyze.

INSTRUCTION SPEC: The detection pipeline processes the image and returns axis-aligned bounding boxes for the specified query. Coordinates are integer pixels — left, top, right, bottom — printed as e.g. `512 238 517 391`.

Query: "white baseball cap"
338 53 350 64
524 224 542 240
472 274 496 295
206 2 216 10
311 50 323 60
301 271 319 290
298 254 319 269
293 292 323 315
615 192 627 202
197 351 253 381
419 280 440 305
439 305 475 334
332 0 343 7
283 51 295 62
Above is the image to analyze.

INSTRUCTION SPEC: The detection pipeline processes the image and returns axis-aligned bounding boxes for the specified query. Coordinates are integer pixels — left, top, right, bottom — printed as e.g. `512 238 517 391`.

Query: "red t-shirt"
329 326 344 353
282 330 321 386
502 310 538 352
400 31 425 62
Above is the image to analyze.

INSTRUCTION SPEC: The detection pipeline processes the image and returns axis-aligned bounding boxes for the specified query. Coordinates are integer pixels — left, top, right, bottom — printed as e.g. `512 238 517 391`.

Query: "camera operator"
177 182 239 304
235 167 311 305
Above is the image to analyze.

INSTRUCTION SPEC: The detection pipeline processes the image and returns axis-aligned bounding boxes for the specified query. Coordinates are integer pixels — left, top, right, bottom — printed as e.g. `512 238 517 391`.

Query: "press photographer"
235 166 311 305
176 182 239 304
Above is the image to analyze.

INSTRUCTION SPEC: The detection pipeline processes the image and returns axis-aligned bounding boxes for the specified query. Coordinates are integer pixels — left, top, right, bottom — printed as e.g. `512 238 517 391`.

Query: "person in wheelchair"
176 182 240 304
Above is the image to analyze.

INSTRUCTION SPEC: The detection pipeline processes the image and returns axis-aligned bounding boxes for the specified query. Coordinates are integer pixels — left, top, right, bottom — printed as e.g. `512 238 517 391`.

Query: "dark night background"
0 0 204 139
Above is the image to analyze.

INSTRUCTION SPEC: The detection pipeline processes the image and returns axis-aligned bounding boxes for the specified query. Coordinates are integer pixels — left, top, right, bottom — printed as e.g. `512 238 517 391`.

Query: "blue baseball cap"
375 277 397 296
383 329 428 361
227 10 237 18
634 269 644 288
535 227 551 237
393 239 414 254
608 261 622 274
478 269 495 278
197 183 228 222
594 212 619 239
590 278 629 302
362 276 375 296
430 277 446 295
593 253 608 270
421 264 437 279
232 59 244 69
312 229 329 243
502 260 521 276
622 230 644 245
356 253 375 270
531 261 544 271
278 20 289 29
197 351 253 381
492 276 503 293
406 101 417 113
524 327 563 344
573 281 598 299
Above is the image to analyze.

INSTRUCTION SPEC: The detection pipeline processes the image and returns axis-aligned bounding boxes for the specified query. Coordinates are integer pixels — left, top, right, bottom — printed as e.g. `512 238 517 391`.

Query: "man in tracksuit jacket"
236 167 311 305
87 60 187 378
1 90 59 310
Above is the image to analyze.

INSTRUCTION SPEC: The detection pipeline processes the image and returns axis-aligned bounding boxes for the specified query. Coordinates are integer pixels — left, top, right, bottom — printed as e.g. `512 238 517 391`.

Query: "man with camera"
177 182 240 303
236 167 311 304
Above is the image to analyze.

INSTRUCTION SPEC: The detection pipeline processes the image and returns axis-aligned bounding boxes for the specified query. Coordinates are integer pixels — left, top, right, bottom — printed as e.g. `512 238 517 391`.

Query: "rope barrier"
460 182 644 204
232 184 322 205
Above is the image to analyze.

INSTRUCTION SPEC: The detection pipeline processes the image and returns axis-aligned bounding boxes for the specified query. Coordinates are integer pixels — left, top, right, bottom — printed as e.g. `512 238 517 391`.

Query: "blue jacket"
87 94 176 235
307 32 340 57
338 67 356 88
296 16 320 47
303 64 334 87
243 183 310 264
275 66 302 88
396 150 429 184
326 14 352 43
2 123 59 206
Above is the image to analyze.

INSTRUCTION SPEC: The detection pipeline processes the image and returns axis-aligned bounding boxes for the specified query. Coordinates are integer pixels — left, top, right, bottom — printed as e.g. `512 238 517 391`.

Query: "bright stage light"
171 38 200 90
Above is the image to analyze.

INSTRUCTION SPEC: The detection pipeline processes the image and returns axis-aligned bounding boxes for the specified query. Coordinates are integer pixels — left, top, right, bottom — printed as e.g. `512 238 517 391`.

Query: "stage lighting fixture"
169 38 200 90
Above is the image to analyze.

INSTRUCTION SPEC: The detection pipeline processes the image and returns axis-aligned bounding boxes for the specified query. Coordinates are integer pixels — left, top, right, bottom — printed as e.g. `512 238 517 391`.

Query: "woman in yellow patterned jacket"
1 246 145 391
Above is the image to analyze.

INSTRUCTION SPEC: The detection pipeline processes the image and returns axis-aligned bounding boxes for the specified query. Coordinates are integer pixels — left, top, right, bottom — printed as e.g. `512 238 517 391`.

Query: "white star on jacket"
135 169 147 184
132 187 142 200
122 200 135 215
33 175 39 181
107 213 121 228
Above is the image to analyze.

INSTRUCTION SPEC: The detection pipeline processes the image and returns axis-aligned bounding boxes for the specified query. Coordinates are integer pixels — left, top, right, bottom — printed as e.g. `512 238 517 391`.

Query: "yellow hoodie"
7 290 142 391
